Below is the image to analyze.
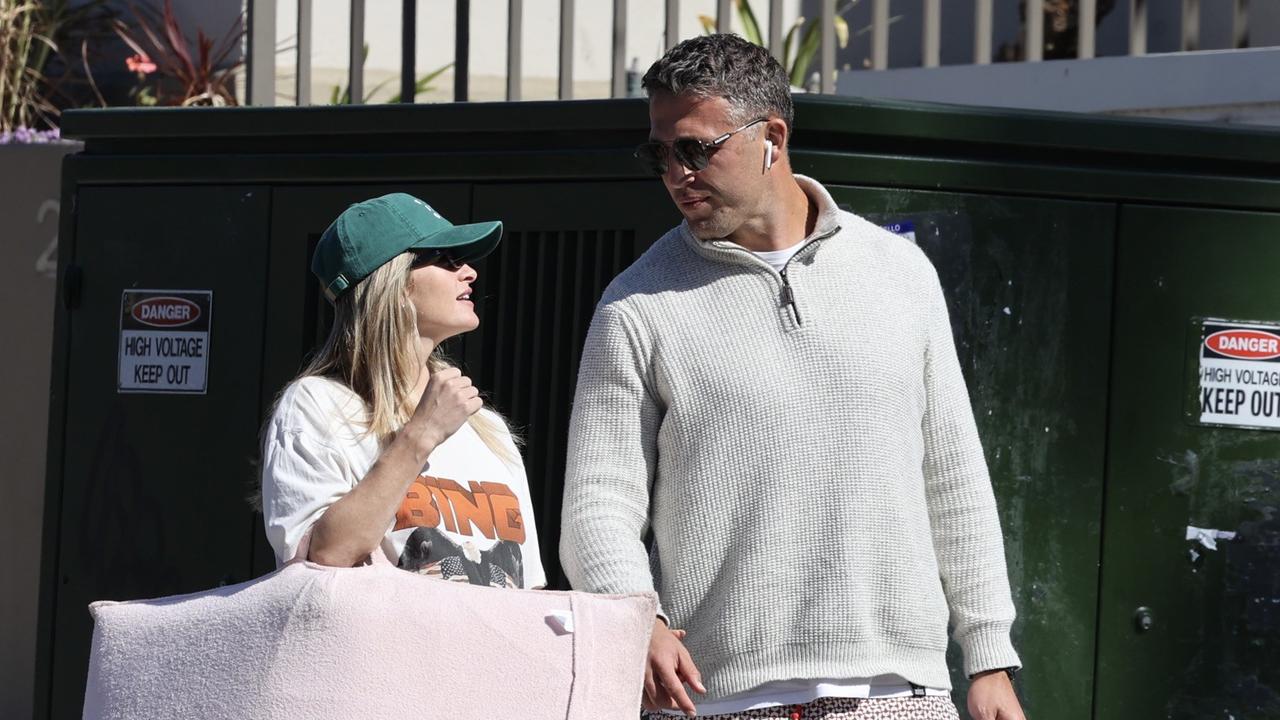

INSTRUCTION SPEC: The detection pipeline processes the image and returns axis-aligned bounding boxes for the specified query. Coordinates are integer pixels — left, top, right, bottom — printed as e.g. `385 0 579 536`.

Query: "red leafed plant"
113 0 243 106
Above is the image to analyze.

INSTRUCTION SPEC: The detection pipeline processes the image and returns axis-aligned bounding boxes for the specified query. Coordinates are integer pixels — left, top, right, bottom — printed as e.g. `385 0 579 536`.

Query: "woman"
261 192 544 589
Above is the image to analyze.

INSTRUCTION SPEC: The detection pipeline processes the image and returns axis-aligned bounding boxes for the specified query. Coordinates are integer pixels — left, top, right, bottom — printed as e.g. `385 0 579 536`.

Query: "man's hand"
967 670 1026 720
643 619 706 716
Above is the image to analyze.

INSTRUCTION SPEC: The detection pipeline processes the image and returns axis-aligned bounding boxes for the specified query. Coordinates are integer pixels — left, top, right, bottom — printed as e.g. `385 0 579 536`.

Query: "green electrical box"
36 96 1280 720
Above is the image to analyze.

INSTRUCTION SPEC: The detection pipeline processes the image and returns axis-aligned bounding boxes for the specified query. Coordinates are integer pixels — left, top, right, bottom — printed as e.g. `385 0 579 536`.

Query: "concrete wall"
0 142 79 720
836 47 1280 126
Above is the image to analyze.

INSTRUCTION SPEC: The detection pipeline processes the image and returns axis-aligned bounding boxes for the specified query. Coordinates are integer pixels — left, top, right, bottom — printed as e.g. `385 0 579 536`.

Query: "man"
560 34 1025 720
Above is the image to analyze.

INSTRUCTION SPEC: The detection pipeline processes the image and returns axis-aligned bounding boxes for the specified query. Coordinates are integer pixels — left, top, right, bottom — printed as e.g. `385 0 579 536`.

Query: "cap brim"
410 220 503 263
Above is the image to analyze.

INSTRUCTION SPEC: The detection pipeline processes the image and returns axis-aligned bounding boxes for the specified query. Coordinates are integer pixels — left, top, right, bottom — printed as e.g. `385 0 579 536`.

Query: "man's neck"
725 176 817 252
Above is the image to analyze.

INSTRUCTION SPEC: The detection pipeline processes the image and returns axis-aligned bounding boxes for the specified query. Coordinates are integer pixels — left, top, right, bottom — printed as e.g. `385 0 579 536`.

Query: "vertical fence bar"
295 0 311 104
559 0 575 99
717 0 732 33
1182 0 1200 51
768 0 784 62
820 0 835 92
507 0 523 100
400 0 416 102
1233 0 1249 48
1079 0 1096 58
974 0 993 64
665 0 679 50
923 0 940 67
611 0 627 97
1025 0 1043 60
871 0 889 69
349 0 365 104
246 0 276 106
1129 0 1147 54
455 0 470 100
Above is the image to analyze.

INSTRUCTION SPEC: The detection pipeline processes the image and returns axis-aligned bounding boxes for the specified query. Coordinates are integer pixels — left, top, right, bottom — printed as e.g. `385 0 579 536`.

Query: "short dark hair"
642 33 794 134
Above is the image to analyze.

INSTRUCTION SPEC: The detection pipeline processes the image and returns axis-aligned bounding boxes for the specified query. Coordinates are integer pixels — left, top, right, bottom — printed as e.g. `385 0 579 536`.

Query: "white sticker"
118 289 212 394
1198 320 1280 430
880 220 917 244
1185 525 1237 551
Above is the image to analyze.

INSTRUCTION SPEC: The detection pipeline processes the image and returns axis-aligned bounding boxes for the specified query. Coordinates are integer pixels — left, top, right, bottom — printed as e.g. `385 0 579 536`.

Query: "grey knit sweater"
560 176 1019 699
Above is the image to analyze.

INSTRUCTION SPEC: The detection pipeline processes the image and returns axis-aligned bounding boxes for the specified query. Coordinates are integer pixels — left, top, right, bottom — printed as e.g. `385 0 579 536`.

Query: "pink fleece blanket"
83 558 655 719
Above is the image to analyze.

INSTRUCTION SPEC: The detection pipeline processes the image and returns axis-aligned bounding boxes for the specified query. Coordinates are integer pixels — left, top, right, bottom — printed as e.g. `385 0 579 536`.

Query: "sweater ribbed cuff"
960 627 1022 678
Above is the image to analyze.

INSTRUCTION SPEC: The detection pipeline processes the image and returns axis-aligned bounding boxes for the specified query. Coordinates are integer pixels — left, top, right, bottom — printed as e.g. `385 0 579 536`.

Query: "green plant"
39 0 119 111
1 0 59 132
328 45 453 105
112 0 244 106
700 0 902 88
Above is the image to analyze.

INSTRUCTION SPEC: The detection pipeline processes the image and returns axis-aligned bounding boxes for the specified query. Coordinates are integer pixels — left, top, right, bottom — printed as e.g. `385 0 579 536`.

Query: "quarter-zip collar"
678 175 843 329
679 174 843 267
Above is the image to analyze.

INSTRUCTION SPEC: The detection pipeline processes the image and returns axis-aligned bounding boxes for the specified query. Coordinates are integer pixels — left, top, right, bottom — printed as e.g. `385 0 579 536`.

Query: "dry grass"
0 0 58 132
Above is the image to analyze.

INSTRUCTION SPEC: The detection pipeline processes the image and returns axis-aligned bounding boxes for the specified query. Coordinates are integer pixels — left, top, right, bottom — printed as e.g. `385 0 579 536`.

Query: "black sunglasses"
411 249 465 270
633 117 768 176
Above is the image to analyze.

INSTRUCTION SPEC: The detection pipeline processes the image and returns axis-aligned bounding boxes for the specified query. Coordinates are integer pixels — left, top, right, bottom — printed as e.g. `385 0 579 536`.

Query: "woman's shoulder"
447 407 522 469
270 375 366 435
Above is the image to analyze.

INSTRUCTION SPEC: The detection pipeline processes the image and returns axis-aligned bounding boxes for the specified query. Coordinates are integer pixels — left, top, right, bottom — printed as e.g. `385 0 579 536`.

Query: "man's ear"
766 118 788 154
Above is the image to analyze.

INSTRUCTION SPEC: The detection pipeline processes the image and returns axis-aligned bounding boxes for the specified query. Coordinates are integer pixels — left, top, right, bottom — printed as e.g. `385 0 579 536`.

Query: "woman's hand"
309 368 481 567
408 368 483 449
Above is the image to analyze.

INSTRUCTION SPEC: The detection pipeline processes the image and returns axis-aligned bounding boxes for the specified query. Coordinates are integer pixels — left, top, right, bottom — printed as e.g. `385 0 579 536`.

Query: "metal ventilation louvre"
469 228 637 590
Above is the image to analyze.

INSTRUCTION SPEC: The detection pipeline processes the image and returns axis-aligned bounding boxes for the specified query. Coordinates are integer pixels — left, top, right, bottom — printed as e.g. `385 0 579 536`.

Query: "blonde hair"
299 252 518 464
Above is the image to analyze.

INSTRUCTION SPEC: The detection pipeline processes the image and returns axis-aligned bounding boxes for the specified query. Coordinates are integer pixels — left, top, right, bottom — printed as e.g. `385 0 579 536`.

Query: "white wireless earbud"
764 140 774 171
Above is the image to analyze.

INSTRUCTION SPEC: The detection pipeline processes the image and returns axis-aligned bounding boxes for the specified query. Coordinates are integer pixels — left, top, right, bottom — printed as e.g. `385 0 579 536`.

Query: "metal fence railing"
243 0 1259 106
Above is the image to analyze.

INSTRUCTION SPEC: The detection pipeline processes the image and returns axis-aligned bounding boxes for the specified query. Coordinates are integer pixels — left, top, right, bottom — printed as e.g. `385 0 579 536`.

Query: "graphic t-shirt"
261 375 546 589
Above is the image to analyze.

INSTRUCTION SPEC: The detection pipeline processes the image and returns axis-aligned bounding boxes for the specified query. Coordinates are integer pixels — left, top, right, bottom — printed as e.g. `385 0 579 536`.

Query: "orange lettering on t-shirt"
394 480 441 530
408 476 524 542
443 482 496 539
426 486 458 533
479 482 525 543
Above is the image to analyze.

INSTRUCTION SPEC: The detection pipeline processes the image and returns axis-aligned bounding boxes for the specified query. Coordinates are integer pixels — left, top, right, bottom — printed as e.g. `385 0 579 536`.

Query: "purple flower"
0 126 67 145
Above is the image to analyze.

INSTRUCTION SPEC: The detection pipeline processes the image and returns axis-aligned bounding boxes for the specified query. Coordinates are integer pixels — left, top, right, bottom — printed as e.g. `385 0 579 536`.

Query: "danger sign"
1198 320 1280 430
118 290 212 394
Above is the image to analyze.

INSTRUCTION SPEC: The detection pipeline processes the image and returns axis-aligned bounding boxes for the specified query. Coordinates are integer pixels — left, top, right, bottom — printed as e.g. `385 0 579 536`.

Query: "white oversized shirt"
262 375 546 589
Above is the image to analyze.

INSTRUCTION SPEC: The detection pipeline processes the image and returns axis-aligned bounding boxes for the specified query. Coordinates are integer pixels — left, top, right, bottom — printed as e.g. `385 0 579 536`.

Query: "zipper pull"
780 269 802 325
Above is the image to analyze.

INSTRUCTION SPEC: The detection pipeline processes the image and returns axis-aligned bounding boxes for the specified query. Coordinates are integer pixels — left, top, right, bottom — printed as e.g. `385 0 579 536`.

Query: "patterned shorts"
643 696 959 720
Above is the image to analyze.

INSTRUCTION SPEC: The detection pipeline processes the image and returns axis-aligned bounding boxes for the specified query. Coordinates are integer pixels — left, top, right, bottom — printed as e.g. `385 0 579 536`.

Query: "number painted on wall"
35 199 57 278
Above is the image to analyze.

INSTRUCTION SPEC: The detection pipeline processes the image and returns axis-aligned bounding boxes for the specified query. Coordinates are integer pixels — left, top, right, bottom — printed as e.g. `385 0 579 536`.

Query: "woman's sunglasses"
411 249 465 270
633 117 767 176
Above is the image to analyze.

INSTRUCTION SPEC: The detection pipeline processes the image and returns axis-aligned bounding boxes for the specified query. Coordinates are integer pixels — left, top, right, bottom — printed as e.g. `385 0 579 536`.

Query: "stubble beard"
686 205 741 241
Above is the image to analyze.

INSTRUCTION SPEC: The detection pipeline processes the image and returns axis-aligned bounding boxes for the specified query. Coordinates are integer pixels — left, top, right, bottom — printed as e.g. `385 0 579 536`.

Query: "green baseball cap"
312 193 503 302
